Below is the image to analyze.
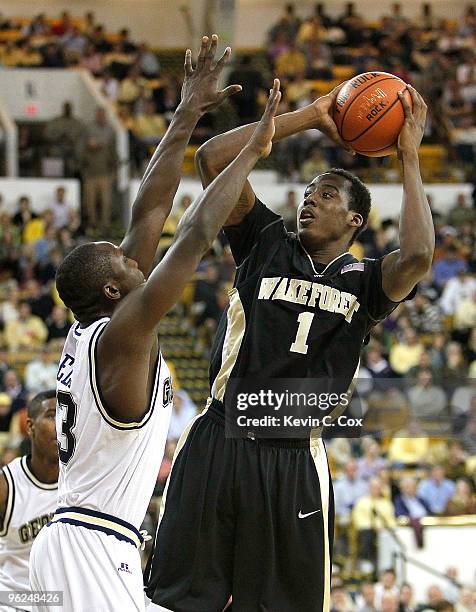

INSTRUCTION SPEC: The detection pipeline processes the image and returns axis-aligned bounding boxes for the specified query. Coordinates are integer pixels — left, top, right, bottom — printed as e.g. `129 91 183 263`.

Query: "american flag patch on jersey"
341 262 365 274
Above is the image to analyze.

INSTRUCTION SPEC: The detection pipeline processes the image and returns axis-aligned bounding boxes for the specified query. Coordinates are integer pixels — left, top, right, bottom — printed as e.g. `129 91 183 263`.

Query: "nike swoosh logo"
298 510 321 519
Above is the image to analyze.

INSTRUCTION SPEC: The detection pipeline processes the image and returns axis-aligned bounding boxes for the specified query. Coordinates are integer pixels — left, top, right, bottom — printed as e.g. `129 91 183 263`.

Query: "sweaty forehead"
306 172 350 194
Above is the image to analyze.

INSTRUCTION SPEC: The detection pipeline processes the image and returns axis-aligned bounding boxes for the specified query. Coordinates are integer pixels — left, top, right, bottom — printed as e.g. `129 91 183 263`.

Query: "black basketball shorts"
145 400 334 612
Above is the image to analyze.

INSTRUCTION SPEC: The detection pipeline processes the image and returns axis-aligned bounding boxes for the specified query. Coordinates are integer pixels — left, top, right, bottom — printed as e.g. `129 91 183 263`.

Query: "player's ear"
26 418 34 438
103 282 121 301
348 211 363 228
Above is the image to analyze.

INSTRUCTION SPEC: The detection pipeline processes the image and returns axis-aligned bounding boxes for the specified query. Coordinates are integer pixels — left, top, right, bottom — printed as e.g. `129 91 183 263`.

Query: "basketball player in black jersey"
145 85 434 611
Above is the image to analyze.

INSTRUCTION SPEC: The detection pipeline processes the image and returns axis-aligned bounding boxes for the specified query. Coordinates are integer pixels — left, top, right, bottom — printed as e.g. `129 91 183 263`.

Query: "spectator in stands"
433 245 468 290
0 393 14 437
276 39 306 80
44 101 85 177
352 477 396 568
460 416 476 455
455 588 476 612
356 582 376 612
375 569 400 610
167 390 197 441
453 289 476 341
25 279 54 321
90 24 112 53
193 264 222 328
118 65 147 105
407 368 447 419
50 186 74 229
22 13 49 37
389 328 425 375
407 293 443 333
132 100 166 164
81 107 117 229
78 43 104 76
99 69 119 102
226 56 265 125
137 42 160 78
46 305 71 344
267 3 301 45
297 15 328 46
2 370 26 413
442 441 469 481
399 582 415 612
24 348 58 394
365 344 393 380
357 439 387 481
61 25 88 60
12 196 37 232
439 269 476 316
300 148 329 183
116 28 136 54
417 585 446 611
417 466 456 514
441 342 467 387
444 478 476 515
447 193 476 227
279 190 299 232
51 11 72 36
394 477 432 518
330 584 354 611
407 350 442 381
4 301 48 351
387 419 430 467
334 459 369 524
0 283 19 327
40 41 66 68
443 81 473 129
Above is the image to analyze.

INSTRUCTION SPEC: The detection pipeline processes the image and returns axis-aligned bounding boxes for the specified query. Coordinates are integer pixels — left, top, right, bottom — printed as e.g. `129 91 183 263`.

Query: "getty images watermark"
223 377 474 439
225 378 363 439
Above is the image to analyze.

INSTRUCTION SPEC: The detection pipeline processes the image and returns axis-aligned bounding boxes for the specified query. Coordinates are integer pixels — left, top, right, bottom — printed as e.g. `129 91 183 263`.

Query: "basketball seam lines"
337 76 402 141
347 95 405 145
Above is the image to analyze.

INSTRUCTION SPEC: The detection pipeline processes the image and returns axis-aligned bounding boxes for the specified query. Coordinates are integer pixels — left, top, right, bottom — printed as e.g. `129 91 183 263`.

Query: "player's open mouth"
299 208 315 226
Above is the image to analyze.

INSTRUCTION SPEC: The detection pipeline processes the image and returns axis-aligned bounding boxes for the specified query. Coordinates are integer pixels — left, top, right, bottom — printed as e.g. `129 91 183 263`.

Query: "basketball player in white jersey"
0 390 58 612
29 35 281 611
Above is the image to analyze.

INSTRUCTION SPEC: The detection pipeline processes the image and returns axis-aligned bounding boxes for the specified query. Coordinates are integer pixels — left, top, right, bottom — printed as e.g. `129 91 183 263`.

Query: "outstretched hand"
397 85 427 159
247 79 282 159
181 34 242 114
310 82 354 153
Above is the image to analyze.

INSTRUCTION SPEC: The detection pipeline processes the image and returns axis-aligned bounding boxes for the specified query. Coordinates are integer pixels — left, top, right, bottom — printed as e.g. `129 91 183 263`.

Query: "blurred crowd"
0 3 476 184
0 3 475 607
263 2 476 180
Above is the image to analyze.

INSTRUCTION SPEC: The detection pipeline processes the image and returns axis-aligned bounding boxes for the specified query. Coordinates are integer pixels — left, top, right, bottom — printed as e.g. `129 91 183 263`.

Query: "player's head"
56 241 145 323
27 390 58 463
297 169 371 251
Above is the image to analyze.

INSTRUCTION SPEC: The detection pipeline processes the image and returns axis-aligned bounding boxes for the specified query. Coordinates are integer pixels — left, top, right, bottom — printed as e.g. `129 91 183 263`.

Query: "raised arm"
195 82 349 225
108 80 281 352
381 86 435 301
119 35 241 275
98 83 281 420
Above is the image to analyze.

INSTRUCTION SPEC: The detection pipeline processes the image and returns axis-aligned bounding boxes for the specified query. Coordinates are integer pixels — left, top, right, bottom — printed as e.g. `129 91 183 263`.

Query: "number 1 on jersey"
290 311 315 355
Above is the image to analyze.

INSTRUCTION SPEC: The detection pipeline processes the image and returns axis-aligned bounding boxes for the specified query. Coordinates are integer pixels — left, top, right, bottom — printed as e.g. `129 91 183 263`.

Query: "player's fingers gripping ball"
333 71 413 157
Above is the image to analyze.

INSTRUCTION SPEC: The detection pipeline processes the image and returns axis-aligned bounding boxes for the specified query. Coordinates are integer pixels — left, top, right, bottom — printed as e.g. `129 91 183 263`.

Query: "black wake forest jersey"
209 199 403 409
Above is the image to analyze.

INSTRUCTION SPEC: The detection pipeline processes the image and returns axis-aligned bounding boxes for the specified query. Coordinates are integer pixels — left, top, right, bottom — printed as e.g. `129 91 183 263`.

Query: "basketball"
333 72 413 157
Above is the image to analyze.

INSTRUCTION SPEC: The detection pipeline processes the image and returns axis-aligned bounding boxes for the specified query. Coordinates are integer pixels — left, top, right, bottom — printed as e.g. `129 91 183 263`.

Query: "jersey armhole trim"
88 322 162 430
0 467 15 536
235 218 284 270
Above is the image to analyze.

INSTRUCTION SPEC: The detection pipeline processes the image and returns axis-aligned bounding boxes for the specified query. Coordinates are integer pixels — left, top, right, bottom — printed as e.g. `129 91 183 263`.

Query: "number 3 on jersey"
57 390 77 465
290 311 315 355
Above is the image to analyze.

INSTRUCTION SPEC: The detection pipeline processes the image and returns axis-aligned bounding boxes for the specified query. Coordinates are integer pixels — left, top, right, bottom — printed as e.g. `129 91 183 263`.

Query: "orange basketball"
333 71 412 157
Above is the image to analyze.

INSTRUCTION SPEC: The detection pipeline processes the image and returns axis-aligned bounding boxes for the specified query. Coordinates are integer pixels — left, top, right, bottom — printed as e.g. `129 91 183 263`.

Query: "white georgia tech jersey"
56 318 173 529
0 456 57 593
